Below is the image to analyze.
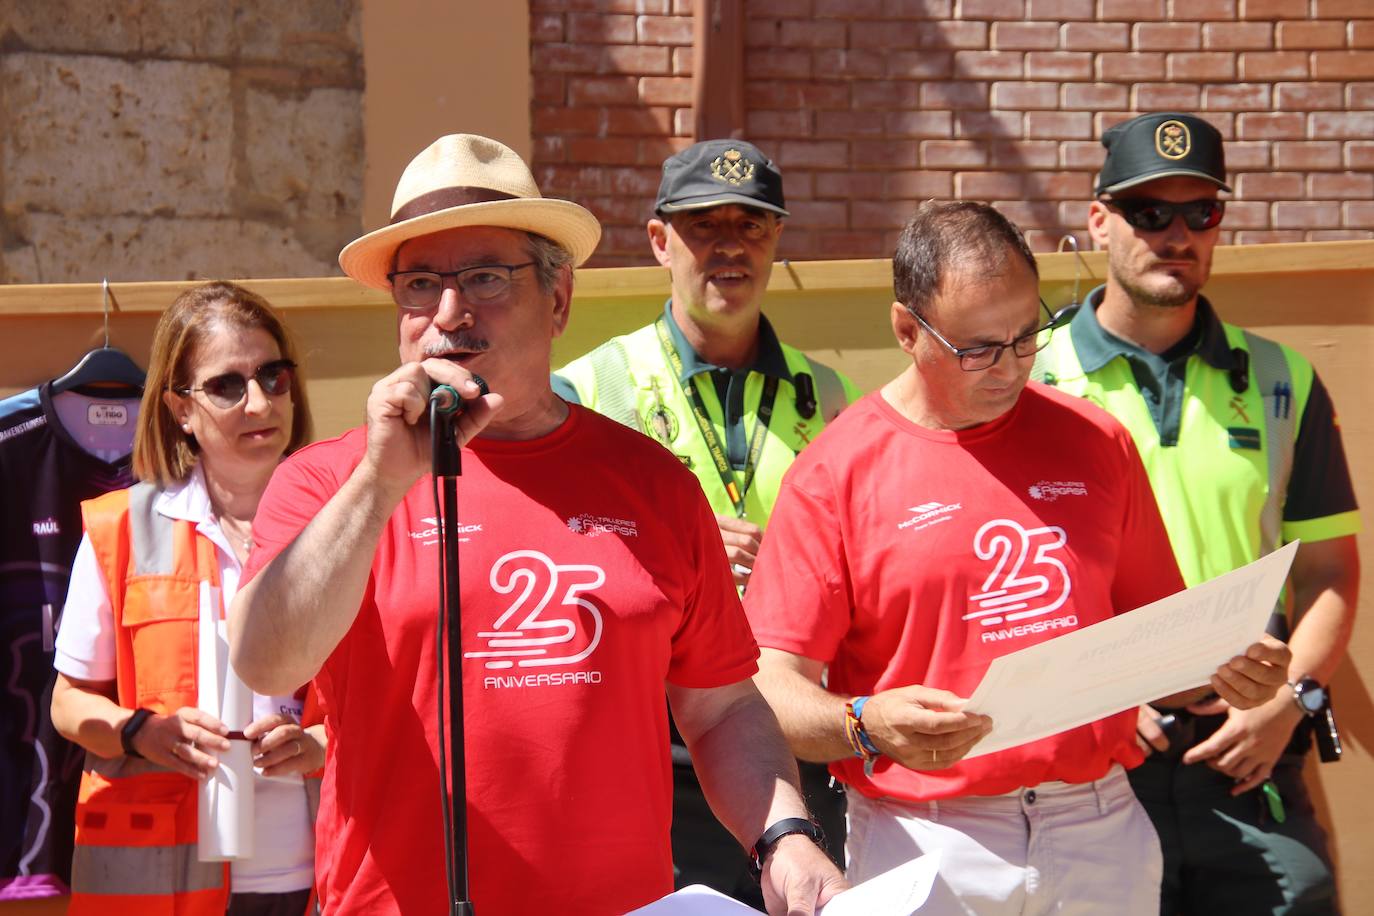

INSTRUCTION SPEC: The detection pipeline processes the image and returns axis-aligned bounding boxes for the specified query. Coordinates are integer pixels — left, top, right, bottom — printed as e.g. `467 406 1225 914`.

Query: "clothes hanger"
1051 234 1094 326
50 279 146 395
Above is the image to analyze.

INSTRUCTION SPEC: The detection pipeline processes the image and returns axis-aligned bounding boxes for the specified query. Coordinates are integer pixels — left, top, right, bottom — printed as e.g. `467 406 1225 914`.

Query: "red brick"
673 47 693 74
921 139 989 167
956 171 1024 198
1343 201 1374 227
781 19 847 47
1239 0 1308 17
991 22 1060 50
887 170 955 196
814 48 887 78
605 106 675 136
1236 172 1304 197
1133 82 1202 109
1235 112 1304 140
815 0 884 14
602 45 671 74
1096 52 1166 80
991 140 1060 168
568 12 635 43
532 72 566 104
991 80 1059 109
815 229 887 256
884 110 955 136
1024 171 1092 198
534 164 609 194
584 195 654 225
750 0 811 14
1202 22 1271 50
958 0 1023 15
1239 51 1309 79
1026 0 1095 19
673 108 694 136
1060 140 1104 168
531 13 564 42
1061 82 1129 110
1202 82 1271 109
1274 141 1344 170
917 19 990 48
1309 230 1374 241
639 136 692 163
1167 0 1237 16
746 109 813 137
852 81 919 108
886 50 956 78
532 43 603 72
1310 111 1374 139
533 105 602 135
1314 0 1374 14
638 76 693 105
569 75 638 105
815 110 886 136
1275 82 1345 110
955 110 1025 137
780 139 850 169
1104 0 1164 16
607 164 663 196
786 199 849 227
850 21 924 48
1221 200 1268 229
883 0 956 16
1027 111 1093 138
953 51 1025 78
852 201 912 229
1354 22 1374 50
1347 142 1374 169
750 48 811 78
1025 51 1094 79
1168 52 1236 80
1274 201 1341 228
1313 52 1374 80
672 0 692 12
745 81 849 110
921 80 990 109
533 135 564 164
1274 21 1345 50
746 17 781 48
987 200 1057 229
1134 22 1201 51
852 139 922 167
1062 23 1129 51
817 172 886 198
637 15 694 45
1309 172 1374 198
1235 230 1304 244
1348 83 1374 108
566 138 642 166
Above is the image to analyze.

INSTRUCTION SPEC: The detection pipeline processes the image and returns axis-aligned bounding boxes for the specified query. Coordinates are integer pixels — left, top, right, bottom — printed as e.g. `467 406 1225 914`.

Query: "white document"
624 852 940 915
197 581 255 861
962 540 1299 759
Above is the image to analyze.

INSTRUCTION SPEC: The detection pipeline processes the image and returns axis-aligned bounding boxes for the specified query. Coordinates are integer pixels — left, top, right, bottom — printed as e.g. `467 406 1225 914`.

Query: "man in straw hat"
1035 112 1360 915
554 138 859 904
228 134 845 915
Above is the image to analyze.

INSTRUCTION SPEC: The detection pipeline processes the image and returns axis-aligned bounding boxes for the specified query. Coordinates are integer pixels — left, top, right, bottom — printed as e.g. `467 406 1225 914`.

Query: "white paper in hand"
197 581 255 861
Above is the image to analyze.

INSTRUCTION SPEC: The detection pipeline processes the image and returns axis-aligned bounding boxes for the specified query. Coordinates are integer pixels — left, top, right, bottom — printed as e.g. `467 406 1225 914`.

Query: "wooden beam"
692 0 745 140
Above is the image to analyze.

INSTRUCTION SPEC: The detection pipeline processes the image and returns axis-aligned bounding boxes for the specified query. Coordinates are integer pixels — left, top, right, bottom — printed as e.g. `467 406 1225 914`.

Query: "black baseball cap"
654 139 789 217
1096 113 1231 195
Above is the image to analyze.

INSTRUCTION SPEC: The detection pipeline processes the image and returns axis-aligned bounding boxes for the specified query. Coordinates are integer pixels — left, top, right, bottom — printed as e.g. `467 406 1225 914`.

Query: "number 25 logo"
964 520 1072 627
463 550 605 670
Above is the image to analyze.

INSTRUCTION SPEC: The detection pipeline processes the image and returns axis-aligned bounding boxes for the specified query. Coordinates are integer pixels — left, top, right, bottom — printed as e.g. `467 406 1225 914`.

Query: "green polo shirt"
1034 288 1360 592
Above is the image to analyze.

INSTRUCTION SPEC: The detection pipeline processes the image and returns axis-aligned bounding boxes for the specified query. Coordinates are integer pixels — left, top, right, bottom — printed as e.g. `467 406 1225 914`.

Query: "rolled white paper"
197 581 255 861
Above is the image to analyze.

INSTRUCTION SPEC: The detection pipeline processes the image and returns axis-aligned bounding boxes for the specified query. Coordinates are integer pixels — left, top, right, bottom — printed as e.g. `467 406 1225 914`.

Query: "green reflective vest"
556 319 860 527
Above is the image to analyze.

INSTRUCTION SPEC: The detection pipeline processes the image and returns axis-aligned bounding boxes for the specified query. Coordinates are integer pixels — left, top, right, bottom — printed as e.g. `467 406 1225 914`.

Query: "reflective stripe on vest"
806 358 847 423
71 843 223 896
588 339 643 433
1243 331 1297 637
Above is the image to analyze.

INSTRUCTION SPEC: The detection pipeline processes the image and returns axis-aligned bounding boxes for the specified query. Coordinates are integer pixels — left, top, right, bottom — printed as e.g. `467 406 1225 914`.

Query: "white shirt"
55 466 313 893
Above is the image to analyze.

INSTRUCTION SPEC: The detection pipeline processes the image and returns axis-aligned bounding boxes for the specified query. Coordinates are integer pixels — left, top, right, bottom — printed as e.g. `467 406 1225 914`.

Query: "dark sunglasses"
1101 197 1225 232
175 359 296 408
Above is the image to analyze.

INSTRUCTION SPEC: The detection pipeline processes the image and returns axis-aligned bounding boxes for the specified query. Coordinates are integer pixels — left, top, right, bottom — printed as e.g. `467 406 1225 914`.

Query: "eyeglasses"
907 301 1056 372
175 359 296 408
1100 198 1226 232
387 262 536 311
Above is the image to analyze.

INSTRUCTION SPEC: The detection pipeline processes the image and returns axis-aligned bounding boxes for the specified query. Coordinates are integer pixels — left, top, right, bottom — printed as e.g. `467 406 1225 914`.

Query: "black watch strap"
749 817 825 877
120 707 153 759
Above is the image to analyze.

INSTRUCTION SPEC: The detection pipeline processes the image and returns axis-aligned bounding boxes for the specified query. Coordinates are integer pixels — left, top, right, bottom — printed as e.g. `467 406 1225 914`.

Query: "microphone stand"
431 386 473 915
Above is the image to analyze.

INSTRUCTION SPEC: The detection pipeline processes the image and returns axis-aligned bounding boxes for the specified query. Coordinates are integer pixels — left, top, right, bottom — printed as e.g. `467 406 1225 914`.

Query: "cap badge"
1155 120 1191 160
710 149 755 185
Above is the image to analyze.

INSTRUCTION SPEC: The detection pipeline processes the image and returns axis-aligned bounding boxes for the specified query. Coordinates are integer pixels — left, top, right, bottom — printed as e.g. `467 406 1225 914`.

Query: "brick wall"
532 1 1374 264
0 0 365 283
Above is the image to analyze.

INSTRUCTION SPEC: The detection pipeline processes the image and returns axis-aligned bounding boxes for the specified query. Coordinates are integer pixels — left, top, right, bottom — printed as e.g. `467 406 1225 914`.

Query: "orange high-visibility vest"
68 482 230 916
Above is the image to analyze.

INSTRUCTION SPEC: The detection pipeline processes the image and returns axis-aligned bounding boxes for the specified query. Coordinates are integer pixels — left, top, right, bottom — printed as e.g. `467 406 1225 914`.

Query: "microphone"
430 374 489 415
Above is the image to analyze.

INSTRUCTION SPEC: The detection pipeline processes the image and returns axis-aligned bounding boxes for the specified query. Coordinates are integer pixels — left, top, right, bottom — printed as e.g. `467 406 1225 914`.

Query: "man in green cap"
554 138 860 903
1035 112 1361 914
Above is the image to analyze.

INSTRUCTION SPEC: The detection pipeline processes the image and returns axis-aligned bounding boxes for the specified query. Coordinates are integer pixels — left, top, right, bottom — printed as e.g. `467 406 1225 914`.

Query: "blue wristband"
850 695 881 757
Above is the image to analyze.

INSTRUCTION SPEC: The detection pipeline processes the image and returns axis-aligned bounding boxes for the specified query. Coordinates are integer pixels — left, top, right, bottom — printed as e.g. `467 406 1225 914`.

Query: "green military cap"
1096 113 1231 195
655 139 789 217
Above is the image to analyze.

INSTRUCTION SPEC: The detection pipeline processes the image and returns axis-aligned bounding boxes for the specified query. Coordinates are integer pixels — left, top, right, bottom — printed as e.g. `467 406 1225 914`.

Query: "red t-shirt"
246 406 758 915
743 385 1185 801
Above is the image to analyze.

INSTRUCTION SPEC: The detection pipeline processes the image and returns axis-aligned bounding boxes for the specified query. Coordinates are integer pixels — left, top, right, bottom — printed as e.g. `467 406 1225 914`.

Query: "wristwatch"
120 707 154 759
1289 677 1326 717
749 817 826 877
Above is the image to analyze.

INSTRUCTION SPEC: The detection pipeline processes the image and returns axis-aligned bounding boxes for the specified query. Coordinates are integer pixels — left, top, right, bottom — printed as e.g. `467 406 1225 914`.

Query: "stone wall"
0 0 364 283
531 0 1374 263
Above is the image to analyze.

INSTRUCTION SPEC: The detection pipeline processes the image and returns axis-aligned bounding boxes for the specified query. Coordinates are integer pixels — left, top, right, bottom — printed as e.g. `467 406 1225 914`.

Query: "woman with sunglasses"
51 281 320 916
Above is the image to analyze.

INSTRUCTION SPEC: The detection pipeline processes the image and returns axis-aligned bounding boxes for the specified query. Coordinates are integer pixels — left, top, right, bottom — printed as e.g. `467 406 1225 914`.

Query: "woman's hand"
131 707 232 780
245 713 326 777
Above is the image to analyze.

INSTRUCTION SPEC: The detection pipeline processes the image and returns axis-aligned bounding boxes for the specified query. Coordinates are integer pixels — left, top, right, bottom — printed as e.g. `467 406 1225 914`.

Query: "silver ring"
292 739 302 756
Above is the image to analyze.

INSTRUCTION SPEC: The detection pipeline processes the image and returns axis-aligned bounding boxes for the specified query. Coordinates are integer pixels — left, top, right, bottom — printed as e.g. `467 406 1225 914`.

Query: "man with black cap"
554 139 860 903
228 133 845 915
1035 112 1361 914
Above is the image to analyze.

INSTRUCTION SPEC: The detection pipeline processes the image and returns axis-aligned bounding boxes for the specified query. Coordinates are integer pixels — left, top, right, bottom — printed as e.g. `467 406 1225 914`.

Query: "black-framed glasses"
907 301 1056 371
386 262 536 310
1100 198 1226 232
175 359 296 408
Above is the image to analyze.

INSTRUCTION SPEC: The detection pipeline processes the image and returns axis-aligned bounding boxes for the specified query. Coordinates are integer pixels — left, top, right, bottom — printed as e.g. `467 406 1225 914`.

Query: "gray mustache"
423 333 489 357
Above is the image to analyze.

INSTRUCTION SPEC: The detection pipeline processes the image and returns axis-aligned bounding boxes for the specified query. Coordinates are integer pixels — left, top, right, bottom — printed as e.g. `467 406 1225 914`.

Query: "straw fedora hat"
339 134 602 290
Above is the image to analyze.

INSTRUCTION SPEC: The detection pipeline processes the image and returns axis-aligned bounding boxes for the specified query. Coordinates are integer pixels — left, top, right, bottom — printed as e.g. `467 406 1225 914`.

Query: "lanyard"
655 316 778 518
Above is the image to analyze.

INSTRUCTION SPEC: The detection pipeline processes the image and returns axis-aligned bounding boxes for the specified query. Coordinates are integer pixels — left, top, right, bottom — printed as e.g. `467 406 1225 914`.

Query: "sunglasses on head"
175 359 296 408
1100 197 1225 232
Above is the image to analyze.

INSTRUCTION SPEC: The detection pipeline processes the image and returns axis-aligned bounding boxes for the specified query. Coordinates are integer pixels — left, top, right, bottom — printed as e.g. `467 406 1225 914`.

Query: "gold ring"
931 748 938 764
293 739 302 756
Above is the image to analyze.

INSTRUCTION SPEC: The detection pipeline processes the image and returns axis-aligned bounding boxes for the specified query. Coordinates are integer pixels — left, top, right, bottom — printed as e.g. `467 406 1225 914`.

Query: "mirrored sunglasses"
176 359 296 408
1102 198 1225 232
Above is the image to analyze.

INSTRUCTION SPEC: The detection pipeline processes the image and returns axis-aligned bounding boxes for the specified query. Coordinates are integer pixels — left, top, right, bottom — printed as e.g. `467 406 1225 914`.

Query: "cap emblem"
1155 120 1191 160
710 149 755 185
